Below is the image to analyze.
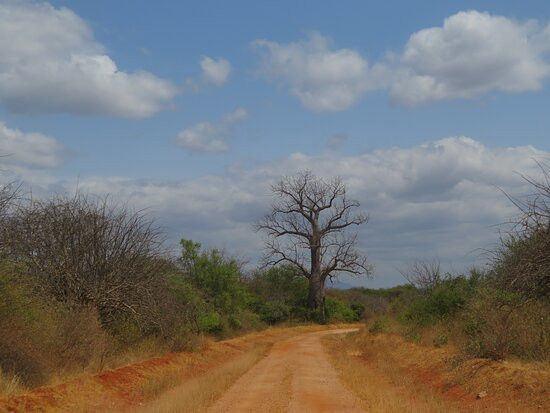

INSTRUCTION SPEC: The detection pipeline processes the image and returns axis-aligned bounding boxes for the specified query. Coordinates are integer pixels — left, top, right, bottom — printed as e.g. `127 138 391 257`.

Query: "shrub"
0 263 58 386
404 329 422 343
402 276 475 327
258 301 291 324
433 334 449 347
325 297 360 322
54 305 107 370
5 194 166 328
350 302 366 319
368 318 386 334
178 239 248 316
198 311 224 335
491 231 550 300
494 160 550 300
0 262 107 387
462 288 550 360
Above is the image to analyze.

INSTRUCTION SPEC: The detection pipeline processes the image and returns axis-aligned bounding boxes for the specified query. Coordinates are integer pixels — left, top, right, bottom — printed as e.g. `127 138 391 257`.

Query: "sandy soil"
207 329 364 413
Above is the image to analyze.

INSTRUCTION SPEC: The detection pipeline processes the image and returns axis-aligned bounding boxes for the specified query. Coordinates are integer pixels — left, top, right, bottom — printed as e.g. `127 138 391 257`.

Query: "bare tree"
509 160 550 233
399 258 443 292
5 193 168 327
256 171 372 320
494 160 550 299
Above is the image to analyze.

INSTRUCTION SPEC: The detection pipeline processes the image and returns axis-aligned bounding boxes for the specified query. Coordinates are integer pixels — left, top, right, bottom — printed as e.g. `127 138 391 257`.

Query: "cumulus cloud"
176 107 247 153
254 12 550 110
11 136 548 286
389 11 550 106
253 32 372 111
200 56 232 85
0 121 68 168
0 1 177 117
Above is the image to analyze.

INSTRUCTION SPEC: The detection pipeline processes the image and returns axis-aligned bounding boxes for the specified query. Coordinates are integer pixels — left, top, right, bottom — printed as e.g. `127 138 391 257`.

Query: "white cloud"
389 11 550 106
200 56 232 85
0 1 177 117
10 136 548 287
0 121 68 168
253 32 371 111
176 107 247 153
254 12 550 110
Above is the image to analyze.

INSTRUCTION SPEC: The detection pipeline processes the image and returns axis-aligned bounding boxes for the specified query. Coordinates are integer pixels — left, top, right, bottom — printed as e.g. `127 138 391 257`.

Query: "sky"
1 0 550 287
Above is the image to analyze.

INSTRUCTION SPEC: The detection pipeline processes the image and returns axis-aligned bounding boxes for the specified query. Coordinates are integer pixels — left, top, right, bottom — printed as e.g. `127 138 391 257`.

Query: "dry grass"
324 331 459 413
0 370 24 396
135 343 270 413
0 324 349 412
324 328 550 413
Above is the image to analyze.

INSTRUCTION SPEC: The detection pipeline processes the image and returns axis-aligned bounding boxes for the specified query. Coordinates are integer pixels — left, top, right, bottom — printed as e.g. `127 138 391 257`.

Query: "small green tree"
178 239 248 317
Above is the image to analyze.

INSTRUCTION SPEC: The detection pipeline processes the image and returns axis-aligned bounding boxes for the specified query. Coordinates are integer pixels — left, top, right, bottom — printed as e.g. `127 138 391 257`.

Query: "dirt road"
207 328 363 413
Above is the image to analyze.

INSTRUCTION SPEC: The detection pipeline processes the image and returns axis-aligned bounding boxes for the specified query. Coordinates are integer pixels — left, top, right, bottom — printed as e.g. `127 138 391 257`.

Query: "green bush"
258 301 291 324
350 302 366 319
198 311 224 334
405 329 422 343
433 334 449 347
402 276 475 327
325 297 360 322
368 318 386 334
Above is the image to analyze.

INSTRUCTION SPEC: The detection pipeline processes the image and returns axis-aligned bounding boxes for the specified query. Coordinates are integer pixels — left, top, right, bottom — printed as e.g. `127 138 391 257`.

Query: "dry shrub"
0 329 50 387
0 262 110 389
5 193 167 329
0 264 57 386
496 160 550 300
461 288 550 360
54 305 108 372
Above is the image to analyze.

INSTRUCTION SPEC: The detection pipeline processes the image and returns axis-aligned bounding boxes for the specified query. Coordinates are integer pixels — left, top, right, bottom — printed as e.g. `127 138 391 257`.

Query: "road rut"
207 328 363 413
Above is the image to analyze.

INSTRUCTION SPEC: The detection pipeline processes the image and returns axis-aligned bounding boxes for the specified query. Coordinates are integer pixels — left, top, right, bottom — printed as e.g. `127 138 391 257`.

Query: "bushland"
361 162 550 361
0 192 361 395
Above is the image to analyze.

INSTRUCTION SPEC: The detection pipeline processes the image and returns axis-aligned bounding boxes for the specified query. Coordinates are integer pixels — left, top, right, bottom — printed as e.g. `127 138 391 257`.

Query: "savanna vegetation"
2 161 550 402
357 162 550 363
0 187 364 395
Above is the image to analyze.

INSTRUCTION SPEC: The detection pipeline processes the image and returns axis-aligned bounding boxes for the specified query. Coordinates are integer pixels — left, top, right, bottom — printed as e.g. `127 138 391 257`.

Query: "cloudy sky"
1 0 550 287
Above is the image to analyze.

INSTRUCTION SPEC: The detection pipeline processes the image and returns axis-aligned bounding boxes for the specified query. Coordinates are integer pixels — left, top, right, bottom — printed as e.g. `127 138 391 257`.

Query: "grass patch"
0 369 24 396
323 329 457 412
136 343 270 413
324 327 550 413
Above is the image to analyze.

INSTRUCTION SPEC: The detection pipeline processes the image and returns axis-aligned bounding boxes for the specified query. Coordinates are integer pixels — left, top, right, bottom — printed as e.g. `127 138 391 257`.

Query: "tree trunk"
308 275 325 312
308 244 326 322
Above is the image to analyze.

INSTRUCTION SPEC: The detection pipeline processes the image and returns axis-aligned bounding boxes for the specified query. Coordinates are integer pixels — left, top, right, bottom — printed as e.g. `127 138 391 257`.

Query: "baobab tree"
256 171 372 320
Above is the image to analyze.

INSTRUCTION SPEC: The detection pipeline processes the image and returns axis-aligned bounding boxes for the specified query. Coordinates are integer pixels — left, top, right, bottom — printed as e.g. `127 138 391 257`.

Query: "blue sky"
1 0 550 287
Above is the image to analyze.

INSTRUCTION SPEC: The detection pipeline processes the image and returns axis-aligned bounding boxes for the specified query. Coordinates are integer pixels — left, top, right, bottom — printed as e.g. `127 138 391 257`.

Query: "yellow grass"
323 327 550 413
0 324 360 412
323 330 459 413
134 343 270 413
0 370 24 397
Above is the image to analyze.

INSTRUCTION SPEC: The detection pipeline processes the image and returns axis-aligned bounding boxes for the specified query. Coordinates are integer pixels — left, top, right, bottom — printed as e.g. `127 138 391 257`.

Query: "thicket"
0 192 361 394
365 162 550 361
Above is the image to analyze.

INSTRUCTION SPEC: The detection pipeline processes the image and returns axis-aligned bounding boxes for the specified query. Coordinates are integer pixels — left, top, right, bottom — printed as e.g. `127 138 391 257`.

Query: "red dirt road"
207 329 364 413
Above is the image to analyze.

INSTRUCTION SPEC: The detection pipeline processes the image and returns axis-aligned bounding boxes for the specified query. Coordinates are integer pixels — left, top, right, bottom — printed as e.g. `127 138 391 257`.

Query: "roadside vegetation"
2 161 550 403
0 191 363 395
357 163 550 363
320 163 550 412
